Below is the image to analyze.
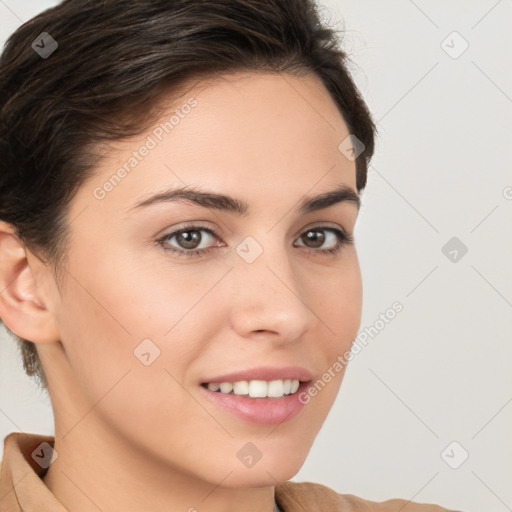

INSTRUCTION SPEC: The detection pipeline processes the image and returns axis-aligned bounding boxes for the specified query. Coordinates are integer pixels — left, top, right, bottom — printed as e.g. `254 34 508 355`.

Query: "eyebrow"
128 183 360 216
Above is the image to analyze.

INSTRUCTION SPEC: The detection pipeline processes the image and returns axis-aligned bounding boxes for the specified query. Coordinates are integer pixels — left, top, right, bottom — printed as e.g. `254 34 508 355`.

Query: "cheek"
305 251 362 341
100 248 231 337
54 258 216 444
55 247 230 390
302 253 362 400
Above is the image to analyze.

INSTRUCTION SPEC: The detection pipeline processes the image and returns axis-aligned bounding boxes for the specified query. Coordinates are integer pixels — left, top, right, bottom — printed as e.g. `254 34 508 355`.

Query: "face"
39 71 362 487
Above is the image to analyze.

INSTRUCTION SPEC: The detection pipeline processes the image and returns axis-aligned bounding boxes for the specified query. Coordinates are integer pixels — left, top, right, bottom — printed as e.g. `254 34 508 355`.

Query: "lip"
199 380 312 425
199 365 313 384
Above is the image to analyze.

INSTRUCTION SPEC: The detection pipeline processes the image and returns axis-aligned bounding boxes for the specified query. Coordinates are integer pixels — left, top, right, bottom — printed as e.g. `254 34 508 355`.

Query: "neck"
42 420 277 512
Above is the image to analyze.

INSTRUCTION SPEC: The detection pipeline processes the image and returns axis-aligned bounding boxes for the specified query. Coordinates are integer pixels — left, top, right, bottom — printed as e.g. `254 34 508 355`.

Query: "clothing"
0 432 461 511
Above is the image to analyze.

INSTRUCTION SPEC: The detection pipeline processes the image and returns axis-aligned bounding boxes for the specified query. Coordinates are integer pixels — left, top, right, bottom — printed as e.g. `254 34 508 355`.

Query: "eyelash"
156 223 354 259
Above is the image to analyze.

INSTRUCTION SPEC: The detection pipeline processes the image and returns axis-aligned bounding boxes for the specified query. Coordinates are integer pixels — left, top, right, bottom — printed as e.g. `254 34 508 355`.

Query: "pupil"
304 230 324 248
177 230 201 249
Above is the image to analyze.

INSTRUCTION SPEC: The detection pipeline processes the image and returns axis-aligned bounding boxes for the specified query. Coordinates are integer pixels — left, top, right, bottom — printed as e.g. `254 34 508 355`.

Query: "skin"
0 71 362 512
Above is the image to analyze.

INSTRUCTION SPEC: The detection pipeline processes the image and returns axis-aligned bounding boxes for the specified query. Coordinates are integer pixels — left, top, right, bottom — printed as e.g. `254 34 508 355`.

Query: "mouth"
198 368 313 425
200 378 303 399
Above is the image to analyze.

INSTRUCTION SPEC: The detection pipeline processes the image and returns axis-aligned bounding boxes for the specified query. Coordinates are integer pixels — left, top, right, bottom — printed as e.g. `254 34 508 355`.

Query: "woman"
0 0 459 510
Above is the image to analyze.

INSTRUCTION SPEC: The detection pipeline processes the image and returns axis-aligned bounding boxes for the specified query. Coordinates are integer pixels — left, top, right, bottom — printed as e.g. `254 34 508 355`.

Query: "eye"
156 224 353 258
157 224 220 257
293 226 353 254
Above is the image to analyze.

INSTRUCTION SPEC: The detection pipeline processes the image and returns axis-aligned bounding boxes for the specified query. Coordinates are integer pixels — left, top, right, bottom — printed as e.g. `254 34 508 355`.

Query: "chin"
222 467 303 488
219 447 310 488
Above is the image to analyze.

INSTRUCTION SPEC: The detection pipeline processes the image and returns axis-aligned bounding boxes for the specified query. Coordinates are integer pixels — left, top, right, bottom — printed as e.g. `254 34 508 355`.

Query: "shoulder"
274 481 462 512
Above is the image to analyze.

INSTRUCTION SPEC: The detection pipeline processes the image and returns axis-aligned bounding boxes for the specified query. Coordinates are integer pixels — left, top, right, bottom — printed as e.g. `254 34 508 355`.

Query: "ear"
0 221 60 343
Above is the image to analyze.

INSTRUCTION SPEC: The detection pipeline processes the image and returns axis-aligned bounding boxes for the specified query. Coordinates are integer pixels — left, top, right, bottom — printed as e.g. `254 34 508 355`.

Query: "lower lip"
199 382 311 425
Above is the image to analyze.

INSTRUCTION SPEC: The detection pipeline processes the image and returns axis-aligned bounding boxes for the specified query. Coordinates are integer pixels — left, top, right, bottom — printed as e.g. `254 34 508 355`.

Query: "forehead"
76 71 356 219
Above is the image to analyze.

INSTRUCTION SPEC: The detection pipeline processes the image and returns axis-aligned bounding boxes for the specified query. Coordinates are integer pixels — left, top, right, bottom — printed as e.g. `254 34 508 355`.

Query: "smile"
199 380 312 425
203 379 301 398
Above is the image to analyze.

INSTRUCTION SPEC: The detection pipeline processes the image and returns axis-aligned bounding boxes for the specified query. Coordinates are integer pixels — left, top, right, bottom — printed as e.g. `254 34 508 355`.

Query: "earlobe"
0 221 60 343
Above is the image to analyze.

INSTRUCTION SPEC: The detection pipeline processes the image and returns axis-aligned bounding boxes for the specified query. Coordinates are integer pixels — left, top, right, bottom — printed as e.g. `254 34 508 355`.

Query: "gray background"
1 1 511 511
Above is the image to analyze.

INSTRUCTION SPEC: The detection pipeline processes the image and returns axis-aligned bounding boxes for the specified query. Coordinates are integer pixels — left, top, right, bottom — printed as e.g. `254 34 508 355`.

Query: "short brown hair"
0 0 376 391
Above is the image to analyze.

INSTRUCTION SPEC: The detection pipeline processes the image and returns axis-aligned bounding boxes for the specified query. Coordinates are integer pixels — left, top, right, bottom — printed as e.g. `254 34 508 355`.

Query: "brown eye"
158 225 219 256
175 230 203 250
157 224 352 259
300 229 326 248
295 228 342 251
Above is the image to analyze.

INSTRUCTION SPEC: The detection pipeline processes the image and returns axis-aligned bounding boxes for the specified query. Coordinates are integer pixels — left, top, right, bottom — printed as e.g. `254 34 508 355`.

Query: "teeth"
219 382 233 394
267 379 284 398
249 380 267 398
206 379 301 398
233 381 249 395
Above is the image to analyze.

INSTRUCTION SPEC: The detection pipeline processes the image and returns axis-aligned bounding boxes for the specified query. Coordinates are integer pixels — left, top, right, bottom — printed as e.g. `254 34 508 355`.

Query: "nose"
227 239 318 345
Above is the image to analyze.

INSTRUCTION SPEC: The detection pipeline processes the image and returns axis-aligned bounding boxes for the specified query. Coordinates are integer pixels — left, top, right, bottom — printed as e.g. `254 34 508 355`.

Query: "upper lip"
200 366 313 384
